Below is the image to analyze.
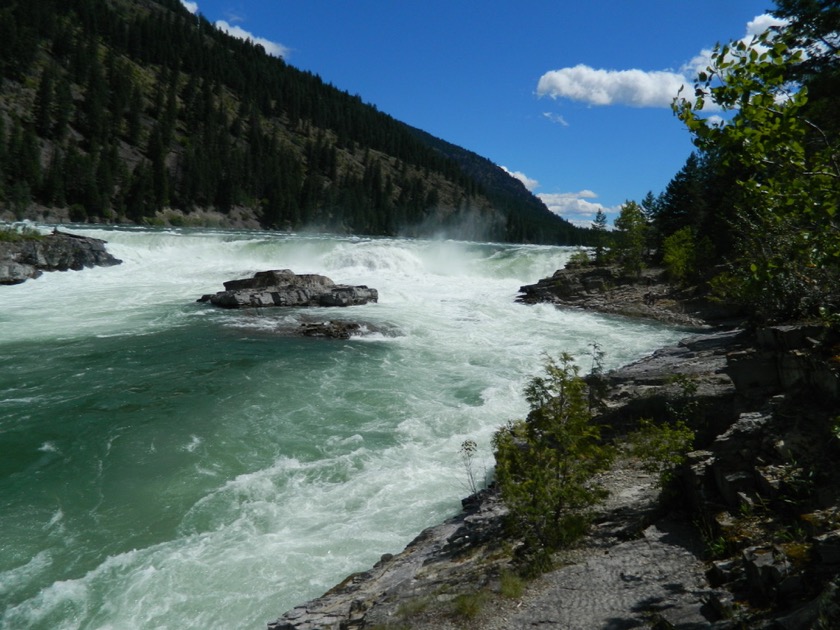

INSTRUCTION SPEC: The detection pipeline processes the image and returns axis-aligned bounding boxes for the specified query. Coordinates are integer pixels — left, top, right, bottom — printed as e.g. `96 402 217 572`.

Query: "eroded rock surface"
0 229 122 284
197 269 378 309
518 264 737 328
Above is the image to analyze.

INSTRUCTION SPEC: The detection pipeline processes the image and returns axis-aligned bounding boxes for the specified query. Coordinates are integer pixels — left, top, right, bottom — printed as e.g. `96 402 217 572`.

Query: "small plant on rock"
451 591 488 620
629 373 697 490
493 353 614 574
628 418 695 488
459 439 482 496
566 249 592 268
499 570 525 599
0 224 43 242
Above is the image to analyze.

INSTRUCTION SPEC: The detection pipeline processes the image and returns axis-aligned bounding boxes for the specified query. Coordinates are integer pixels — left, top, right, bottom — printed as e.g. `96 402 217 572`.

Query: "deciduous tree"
674 25 840 322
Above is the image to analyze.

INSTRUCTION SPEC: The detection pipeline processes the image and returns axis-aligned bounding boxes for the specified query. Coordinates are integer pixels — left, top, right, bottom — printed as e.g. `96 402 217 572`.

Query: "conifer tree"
613 201 648 276
592 209 608 264
493 354 613 573
34 65 55 137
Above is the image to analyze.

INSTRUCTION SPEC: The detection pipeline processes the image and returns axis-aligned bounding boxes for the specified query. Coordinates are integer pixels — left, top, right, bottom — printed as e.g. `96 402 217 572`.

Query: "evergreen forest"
0 0 586 244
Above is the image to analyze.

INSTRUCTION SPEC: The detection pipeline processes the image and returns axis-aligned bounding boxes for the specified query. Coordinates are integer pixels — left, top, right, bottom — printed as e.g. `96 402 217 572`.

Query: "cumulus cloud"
538 190 616 227
537 65 689 108
537 13 786 111
682 14 789 78
180 0 198 14
215 20 290 58
497 168 614 227
501 166 539 192
746 14 788 37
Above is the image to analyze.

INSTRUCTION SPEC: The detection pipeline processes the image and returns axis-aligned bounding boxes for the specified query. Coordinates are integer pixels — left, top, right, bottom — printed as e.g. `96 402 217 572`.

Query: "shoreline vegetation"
270 261 840 630
1 204 265 231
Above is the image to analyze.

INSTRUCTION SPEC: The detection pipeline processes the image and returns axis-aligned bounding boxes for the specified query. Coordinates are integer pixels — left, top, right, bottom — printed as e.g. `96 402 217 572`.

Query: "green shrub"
452 591 488 619
396 596 429 620
493 354 614 572
708 270 743 303
566 249 591 268
68 204 87 222
0 224 43 242
628 418 695 488
628 373 698 489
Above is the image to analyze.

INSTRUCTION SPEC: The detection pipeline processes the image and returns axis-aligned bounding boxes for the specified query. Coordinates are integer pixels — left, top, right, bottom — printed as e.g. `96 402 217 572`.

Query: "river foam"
0 227 684 629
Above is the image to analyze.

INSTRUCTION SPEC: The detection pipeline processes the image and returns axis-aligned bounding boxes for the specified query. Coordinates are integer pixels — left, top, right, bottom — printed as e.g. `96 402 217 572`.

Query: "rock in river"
198 269 378 309
0 229 122 285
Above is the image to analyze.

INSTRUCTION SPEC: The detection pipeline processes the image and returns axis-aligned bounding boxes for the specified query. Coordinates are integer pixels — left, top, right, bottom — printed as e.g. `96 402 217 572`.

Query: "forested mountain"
0 0 586 244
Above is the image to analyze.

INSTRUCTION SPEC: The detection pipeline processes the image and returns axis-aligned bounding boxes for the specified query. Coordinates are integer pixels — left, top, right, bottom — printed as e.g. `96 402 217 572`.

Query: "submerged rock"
299 321 362 339
197 269 378 309
0 229 122 285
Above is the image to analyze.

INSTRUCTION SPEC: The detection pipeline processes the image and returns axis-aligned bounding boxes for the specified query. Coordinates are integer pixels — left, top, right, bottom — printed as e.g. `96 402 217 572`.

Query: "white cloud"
683 14 789 77
681 49 714 78
538 190 617 226
537 13 787 111
180 0 198 14
542 112 569 126
537 64 689 108
501 166 539 192
746 14 788 37
215 20 290 58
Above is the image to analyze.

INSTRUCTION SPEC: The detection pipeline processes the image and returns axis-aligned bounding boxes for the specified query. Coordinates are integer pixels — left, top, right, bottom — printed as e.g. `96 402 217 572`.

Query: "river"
0 227 684 629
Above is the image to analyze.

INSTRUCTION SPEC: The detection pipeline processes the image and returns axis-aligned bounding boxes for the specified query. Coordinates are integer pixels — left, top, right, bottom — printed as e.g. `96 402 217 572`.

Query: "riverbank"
269 266 840 629
0 204 264 231
268 330 741 629
516 262 740 329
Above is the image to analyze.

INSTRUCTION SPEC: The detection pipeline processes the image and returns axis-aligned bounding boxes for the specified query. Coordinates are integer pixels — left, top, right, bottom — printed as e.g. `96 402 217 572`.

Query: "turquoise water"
0 227 685 629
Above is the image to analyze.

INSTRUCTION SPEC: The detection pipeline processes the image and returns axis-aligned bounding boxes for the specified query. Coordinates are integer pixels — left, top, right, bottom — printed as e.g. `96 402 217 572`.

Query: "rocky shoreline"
0 228 122 284
268 266 840 629
517 263 739 329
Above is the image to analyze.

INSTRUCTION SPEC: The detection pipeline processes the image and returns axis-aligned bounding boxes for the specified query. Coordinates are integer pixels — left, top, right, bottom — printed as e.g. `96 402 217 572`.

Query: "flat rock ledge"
197 269 378 309
0 229 122 284
518 264 739 329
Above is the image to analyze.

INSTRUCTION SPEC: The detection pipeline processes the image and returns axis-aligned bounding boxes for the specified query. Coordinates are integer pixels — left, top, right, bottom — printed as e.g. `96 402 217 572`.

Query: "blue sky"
180 1 779 226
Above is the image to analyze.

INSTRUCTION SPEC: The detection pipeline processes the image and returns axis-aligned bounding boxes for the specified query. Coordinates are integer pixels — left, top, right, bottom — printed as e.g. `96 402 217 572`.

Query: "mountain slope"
0 0 585 244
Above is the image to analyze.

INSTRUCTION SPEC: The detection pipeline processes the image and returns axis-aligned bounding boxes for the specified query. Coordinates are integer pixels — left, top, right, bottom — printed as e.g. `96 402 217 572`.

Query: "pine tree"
34 65 55 137
53 74 73 141
592 209 608 264
613 201 648 277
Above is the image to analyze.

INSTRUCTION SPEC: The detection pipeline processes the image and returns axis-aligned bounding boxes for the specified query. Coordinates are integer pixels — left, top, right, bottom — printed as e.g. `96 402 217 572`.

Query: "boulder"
0 261 42 284
198 269 378 309
300 321 362 339
0 229 121 284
